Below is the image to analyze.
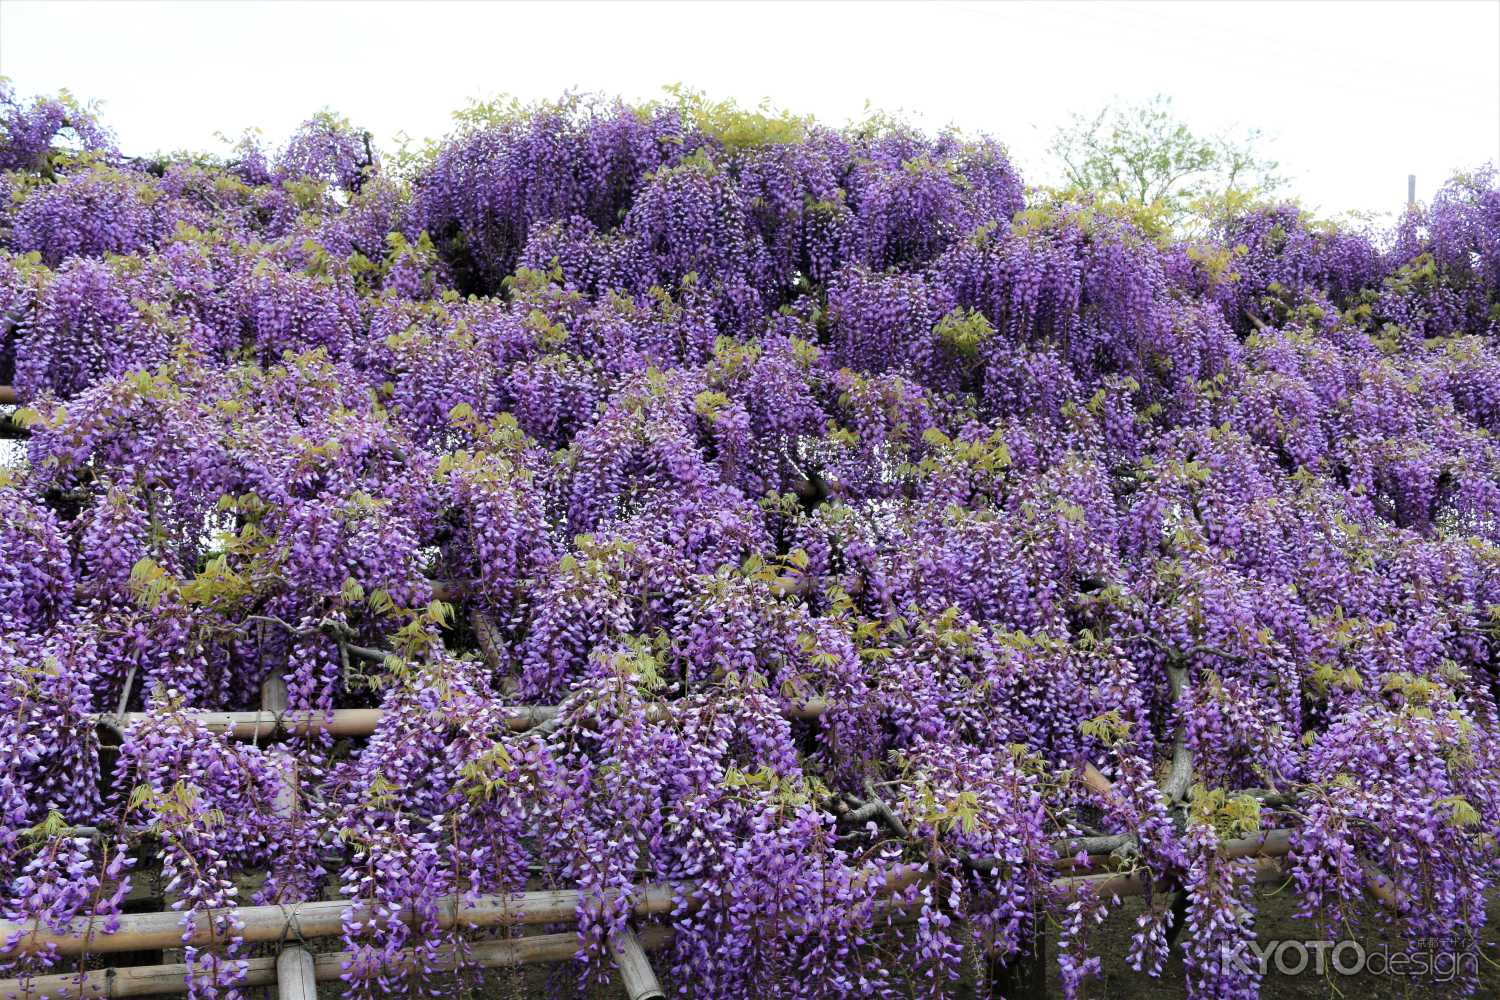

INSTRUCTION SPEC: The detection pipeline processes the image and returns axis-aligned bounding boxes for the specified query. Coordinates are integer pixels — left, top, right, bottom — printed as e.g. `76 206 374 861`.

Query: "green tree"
1050 95 1281 227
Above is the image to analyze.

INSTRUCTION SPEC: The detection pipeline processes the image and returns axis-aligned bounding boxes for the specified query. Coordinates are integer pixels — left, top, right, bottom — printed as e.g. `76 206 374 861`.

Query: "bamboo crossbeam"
0 885 682 958
1056 854 1286 901
0 385 17 405
0 926 675 1000
101 706 554 740
1215 827 1291 860
102 698 831 742
4 866 930 962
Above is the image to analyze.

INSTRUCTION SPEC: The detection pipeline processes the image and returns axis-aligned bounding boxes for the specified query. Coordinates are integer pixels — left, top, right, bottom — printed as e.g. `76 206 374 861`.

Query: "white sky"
1 0 1497 221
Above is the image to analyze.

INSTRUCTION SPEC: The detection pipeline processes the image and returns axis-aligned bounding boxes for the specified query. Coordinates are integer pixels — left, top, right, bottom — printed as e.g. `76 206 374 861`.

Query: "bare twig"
115 663 138 717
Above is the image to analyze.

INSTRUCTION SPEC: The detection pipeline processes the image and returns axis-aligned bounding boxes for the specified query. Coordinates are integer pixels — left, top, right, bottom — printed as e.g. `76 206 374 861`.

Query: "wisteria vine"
1 83 1499 999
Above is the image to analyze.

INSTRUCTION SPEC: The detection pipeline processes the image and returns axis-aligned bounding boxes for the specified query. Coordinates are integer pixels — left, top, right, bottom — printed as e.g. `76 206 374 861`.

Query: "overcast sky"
2 0 1497 220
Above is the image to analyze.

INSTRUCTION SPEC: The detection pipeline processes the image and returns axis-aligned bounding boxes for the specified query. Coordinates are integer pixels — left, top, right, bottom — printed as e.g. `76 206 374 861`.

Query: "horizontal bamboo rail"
102 698 832 742
102 706 550 740
1058 852 1287 902
0 884 682 958
0 925 675 1000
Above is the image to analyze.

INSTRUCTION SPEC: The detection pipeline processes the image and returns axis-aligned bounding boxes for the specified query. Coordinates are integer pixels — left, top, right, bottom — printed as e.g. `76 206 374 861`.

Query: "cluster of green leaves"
1187 785 1263 840
721 764 829 816
653 85 814 152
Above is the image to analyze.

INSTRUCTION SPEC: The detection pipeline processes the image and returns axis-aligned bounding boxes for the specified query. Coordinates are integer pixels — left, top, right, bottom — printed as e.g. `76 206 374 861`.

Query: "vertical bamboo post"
264 669 302 1000
261 670 289 714
1407 174 1416 208
607 926 665 1000
260 670 295 817
276 945 318 1000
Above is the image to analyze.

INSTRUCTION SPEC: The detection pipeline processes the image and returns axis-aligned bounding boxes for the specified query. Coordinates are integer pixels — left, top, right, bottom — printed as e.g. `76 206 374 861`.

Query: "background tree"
1050 94 1282 228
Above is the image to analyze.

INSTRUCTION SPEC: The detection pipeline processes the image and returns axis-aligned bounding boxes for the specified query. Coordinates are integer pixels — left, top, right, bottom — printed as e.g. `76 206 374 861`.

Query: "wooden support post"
0 385 16 405
276 945 317 1000
608 926 665 1000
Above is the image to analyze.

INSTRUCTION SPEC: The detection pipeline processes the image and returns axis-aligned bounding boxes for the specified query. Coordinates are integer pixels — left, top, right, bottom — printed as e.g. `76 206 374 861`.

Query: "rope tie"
275 902 310 950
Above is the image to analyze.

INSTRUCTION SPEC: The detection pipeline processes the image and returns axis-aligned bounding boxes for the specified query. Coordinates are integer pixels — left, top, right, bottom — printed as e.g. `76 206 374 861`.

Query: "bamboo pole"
102 697 831 742
607 926 665 1000
102 706 554 740
274 946 316 1000
260 675 288 714
259 672 296 820
1055 854 1286 901
0 385 17 405
245 672 296 1000
0 885 682 958
1079 761 1117 801
0 926 676 1000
